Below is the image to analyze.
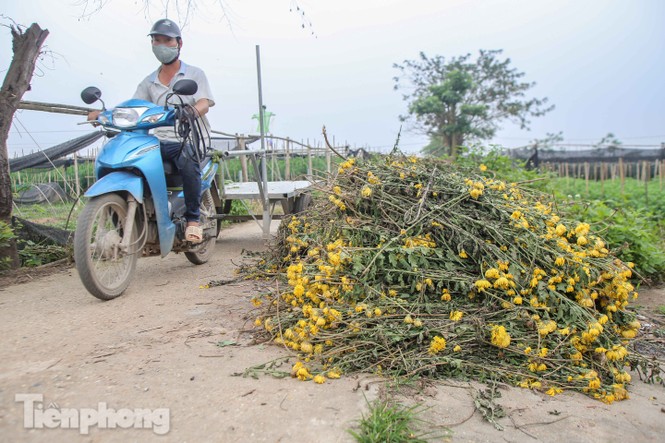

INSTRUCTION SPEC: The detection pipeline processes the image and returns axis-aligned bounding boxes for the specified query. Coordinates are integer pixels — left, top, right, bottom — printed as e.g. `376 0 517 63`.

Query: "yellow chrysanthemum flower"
428 336 447 355
490 325 511 348
485 268 501 279
474 279 492 292
546 387 563 396
449 311 464 321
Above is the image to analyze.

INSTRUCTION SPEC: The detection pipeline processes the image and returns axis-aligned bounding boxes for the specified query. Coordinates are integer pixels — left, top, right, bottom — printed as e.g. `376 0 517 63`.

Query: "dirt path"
1 221 664 442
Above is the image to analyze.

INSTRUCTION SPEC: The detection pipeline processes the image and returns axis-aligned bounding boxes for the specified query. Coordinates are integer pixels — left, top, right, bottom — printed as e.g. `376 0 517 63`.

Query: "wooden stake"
644 161 649 207
285 138 291 180
73 154 80 199
619 158 625 195
239 136 248 182
307 138 313 178
326 136 333 178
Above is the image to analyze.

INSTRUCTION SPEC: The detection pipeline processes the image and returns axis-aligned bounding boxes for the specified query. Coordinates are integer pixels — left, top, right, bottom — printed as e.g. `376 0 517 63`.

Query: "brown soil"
0 221 664 442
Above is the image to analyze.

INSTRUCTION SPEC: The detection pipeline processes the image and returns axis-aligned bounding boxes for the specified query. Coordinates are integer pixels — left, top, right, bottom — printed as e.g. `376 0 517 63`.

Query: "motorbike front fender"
84 171 144 202
84 170 176 257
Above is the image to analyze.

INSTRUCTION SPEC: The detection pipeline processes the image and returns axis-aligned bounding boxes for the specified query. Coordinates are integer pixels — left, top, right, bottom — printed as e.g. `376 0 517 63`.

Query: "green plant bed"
553 177 665 215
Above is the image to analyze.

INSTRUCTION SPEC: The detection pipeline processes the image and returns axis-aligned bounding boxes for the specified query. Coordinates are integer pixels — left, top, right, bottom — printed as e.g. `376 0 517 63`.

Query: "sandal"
185 224 203 244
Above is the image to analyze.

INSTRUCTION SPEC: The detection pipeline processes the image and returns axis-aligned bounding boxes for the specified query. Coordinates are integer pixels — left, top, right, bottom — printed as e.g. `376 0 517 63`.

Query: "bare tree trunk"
0 23 49 268
444 134 453 157
451 134 459 161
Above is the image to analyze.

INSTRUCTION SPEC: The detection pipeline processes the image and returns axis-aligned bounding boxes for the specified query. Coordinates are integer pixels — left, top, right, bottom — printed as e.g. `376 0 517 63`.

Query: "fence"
509 145 665 180
210 131 346 184
10 133 349 202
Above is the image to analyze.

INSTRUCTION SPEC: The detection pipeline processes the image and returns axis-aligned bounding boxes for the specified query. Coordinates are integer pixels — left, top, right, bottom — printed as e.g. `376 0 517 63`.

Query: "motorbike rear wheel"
185 189 217 265
74 194 138 300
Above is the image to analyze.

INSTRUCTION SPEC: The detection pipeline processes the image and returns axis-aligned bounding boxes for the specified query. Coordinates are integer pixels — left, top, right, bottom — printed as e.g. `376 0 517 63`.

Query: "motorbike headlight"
112 107 149 128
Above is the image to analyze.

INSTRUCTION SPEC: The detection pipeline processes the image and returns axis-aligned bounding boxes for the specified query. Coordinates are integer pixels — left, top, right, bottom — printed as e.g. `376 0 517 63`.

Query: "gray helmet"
148 19 181 38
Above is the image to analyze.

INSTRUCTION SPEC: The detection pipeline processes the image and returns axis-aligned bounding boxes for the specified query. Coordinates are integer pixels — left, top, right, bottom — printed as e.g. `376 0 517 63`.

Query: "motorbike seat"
163 160 183 187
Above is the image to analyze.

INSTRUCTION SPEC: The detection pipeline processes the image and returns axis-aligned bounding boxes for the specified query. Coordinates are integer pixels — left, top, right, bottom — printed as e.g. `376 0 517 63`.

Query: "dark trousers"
160 140 201 222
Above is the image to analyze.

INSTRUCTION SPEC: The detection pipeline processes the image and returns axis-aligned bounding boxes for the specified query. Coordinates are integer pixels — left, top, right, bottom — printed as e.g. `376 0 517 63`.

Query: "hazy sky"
2 0 664 158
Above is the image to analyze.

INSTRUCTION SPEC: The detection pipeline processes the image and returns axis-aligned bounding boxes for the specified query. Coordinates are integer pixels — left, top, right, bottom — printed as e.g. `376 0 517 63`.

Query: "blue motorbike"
75 80 222 300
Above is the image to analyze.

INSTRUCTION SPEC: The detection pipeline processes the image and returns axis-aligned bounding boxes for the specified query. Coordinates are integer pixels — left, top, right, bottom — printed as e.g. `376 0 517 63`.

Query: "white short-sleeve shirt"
133 61 215 144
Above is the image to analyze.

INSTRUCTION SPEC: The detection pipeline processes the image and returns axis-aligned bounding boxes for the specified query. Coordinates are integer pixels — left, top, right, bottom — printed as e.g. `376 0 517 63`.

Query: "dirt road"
1 221 664 442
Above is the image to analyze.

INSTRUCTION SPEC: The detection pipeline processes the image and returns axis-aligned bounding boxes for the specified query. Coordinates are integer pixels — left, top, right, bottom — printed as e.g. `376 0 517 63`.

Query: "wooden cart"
217 147 316 237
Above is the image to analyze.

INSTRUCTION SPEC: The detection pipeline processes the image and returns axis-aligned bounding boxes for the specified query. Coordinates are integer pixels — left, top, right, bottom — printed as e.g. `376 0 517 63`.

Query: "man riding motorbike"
88 18 215 243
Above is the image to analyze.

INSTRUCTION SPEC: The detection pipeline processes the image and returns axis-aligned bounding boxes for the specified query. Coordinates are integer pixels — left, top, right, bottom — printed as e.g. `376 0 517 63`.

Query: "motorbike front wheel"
74 194 138 300
185 189 217 265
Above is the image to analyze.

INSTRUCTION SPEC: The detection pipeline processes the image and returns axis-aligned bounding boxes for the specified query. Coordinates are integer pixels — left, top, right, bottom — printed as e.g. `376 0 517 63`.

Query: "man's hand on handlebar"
179 105 198 122
86 110 101 127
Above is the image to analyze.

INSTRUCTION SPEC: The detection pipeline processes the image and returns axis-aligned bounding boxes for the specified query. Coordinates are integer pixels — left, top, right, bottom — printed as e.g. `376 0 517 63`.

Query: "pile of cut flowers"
244 153 662 403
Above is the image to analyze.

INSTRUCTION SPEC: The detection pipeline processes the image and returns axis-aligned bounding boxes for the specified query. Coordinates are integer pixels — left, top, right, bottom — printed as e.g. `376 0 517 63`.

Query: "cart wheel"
293 193 312 213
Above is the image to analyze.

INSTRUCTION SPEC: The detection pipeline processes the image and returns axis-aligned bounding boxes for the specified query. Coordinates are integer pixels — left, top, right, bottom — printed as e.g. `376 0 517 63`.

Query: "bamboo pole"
73 154 81 198
285 138 291 180
239 136 248 182
326 136 332 179
307 138 313 178
619 158 625 195
271 140 278 181
18 100 93 115
644 161 649 207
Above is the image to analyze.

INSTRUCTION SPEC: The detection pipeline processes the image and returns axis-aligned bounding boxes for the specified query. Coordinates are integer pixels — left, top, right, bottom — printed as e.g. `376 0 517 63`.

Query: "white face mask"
152 44 179 64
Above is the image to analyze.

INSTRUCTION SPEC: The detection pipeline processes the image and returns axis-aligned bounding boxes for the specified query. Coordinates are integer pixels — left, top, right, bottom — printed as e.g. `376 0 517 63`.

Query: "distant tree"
530 131 564 151
595 132 622 150
0 22 49 268
394 49 554 159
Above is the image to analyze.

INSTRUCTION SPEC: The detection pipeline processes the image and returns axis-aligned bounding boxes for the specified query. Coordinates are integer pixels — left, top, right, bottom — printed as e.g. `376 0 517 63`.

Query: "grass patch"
349 399 438 443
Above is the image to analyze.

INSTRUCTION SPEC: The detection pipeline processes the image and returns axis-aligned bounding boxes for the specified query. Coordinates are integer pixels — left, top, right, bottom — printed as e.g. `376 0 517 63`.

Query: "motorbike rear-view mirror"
81 86 102 105
172 79 198 96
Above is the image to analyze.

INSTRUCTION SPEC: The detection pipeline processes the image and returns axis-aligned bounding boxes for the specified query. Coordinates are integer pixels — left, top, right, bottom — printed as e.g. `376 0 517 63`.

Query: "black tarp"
12 216 73 247
9 131 103 172
509 146 665 165
15 182 69 205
